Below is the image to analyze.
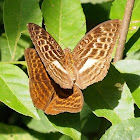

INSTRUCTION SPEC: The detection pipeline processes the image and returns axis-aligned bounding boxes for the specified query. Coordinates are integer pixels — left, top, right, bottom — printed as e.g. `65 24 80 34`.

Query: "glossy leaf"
42 0 86 50
100 118 140 140
115 60 140 109
3 0 42 61
27 110 81 140
0 63 39 119
27 110 57 133
0 123 33 139
0 33 31 61
47 113 81 140
84 65 134 125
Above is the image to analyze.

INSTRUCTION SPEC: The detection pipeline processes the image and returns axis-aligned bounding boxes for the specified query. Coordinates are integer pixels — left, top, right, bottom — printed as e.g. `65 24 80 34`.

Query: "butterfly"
25 19 121 115
25 48 83 115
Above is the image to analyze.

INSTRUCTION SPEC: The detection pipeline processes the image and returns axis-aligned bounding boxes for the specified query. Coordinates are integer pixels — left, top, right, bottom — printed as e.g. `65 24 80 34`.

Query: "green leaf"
27 110 81 140
3 0 42 61
47 113 81 140
27 110 57 133
84 65 134 125
115 60 140 109
125 50 140 60
0 0 3 24
42 0 86 50
80 0 113 4
0 35 11 61
100 118 140 140
80 103 100 134
59 135 72 140
0 33 31 61
110 0 140 54
0 63 39 119
0 123 33 140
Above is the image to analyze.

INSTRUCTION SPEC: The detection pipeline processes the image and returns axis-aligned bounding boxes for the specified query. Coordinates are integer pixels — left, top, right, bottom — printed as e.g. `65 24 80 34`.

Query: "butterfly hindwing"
25 48 83 115
25 48 54 111
72 20 121 89
45 84 83 115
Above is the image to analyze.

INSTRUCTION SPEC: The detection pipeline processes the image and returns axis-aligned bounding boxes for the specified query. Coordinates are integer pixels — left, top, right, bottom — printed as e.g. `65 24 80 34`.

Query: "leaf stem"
113 0 135 63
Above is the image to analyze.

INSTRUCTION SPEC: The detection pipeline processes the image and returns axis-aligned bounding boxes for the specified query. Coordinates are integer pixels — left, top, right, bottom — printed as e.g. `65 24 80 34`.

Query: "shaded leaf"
80 0 113 4
80 103 100 134
27 110 81 140
100 118 140 140
0 123 33 139
0 33 31 61
84 65 134 125
27 110 57 133
82 2 113 32
42 0 86 50
59 135 72 140
125 50 140 60
47 113 81 140
0 63 39 119
3 0 42 61
115 60 140 109
29 130 62 140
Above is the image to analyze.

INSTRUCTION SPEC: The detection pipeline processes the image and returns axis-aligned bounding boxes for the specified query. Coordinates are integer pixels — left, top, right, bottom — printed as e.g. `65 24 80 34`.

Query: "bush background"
0 0 140 139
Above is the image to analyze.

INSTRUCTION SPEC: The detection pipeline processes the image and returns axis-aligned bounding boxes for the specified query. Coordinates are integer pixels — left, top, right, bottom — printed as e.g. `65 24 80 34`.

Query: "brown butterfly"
25 48 83 115
25 19 121 115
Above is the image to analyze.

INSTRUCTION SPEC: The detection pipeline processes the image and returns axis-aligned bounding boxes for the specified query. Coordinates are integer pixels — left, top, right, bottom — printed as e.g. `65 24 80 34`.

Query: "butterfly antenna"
44 23 66 48
68 22 86 49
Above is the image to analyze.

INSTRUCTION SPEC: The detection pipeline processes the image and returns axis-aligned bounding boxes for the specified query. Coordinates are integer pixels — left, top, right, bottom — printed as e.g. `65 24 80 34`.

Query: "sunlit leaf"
42 0 86 50
3 0 42 61
27 110 57 133
100 118 140 140
0 64 39 119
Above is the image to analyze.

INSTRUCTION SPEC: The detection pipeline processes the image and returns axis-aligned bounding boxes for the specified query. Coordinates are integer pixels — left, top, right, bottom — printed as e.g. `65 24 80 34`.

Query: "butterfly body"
25 20 121 115
63 48 77 83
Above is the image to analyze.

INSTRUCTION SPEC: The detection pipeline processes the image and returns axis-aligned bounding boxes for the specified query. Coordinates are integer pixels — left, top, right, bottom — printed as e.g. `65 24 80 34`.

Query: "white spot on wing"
79 58 98 73
52 60 68 74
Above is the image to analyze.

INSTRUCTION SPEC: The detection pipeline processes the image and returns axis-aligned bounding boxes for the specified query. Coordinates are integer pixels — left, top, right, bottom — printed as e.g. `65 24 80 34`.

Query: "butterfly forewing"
25 48 83 115
27 23 73 89
72 20 121 89
27 20 121 90
25 48 54 110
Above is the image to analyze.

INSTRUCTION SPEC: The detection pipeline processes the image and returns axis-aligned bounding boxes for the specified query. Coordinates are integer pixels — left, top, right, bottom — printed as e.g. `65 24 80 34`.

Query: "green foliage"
110 0 140 54
0 63 39 119
42 0 86 50
100 118 140 140
0 0 140 140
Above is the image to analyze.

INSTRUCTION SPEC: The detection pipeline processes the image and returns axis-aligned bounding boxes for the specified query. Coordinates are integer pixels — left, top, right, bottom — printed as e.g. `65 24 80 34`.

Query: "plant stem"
113 0 135 63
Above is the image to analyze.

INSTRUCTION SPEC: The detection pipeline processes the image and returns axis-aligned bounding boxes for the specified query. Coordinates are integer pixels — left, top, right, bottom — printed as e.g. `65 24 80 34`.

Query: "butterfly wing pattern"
26 19 121 115
25 48 83 115
72 20 121 89
27 23 73 89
